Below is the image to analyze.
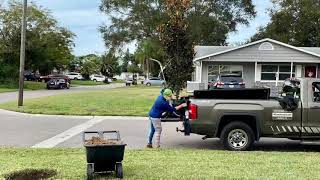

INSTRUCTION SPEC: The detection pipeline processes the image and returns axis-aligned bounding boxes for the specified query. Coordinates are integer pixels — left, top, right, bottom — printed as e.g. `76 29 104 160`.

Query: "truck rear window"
220 77 242 83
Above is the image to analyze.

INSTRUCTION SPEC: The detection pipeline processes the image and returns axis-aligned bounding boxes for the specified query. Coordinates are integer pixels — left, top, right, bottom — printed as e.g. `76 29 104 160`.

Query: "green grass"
70 80 106 86
0 88 16 93
70 80 125 86
114 79 125 83
1 148 320 179
0 81 46 93
0 86 161 116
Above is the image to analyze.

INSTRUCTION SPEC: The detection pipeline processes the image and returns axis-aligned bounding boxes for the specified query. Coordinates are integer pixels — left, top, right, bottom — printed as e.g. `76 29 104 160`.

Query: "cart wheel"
87 163 94 180
115 162 123 179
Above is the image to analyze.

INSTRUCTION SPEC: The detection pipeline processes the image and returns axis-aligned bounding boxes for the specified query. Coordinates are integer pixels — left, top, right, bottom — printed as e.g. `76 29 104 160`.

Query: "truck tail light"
216 81 224 88
188 103 198 120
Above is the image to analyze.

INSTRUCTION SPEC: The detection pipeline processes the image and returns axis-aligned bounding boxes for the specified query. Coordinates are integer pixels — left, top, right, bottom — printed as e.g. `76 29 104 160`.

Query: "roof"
194 38 320 61
194 46 233 59
299 47 320 55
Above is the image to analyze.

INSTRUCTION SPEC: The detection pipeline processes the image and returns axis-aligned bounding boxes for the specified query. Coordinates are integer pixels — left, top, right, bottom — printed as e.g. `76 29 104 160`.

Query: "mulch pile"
85 137 121 145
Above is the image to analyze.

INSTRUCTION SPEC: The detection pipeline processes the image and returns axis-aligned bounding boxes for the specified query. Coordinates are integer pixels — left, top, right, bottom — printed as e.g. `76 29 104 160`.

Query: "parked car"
90 74 106 82
103 78 112 84
46 78 70 89
24 72 40 81
40 74 70 83
209 74 245 89
144 77 165 86
66 72 84 80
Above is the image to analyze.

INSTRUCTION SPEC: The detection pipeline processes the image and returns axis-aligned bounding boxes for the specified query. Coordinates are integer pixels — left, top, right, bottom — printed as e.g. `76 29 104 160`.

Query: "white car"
66 72 84 80
90 74 106 82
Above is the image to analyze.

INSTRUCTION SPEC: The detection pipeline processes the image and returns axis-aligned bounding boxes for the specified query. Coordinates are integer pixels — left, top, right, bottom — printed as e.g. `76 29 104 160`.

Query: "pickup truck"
176 78 320 151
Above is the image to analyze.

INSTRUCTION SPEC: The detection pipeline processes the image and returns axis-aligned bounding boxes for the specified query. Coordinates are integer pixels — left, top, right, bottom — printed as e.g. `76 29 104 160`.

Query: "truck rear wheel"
221 121 254 151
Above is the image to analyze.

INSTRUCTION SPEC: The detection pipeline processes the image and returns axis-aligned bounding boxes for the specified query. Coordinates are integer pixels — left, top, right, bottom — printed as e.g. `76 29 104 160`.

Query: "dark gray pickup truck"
179 78 320 151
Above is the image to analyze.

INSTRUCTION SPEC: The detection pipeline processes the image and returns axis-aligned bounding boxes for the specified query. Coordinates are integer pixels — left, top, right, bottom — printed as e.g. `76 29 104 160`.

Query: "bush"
0 63 19 83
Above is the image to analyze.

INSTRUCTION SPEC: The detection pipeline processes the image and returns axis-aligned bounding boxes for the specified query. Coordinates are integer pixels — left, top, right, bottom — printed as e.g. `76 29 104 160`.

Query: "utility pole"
18 0 27 107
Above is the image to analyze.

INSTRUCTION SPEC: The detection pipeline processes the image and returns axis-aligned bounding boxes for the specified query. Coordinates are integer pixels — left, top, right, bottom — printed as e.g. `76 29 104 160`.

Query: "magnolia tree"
158 0 194 98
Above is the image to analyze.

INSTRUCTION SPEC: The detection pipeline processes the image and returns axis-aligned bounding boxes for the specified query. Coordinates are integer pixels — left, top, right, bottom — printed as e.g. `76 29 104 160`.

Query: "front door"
305 66 317 78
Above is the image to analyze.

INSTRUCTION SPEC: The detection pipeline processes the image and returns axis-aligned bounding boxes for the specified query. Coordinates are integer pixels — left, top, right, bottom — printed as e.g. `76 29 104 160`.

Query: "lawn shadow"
167 137 320 152
93 172 117 180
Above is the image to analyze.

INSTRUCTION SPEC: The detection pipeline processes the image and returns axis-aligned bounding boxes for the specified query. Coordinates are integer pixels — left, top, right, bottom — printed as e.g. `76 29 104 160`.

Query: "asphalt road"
0 83 125 104
1 109 320 151
1 84 320 151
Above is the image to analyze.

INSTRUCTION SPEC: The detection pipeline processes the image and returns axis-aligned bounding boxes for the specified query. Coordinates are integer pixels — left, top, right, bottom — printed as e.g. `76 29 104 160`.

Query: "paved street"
1 84 320 151
1 109 320 151
0 83 125 104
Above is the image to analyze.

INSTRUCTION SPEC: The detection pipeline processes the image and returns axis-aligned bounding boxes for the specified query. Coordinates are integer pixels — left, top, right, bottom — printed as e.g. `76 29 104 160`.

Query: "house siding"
210 42 320 63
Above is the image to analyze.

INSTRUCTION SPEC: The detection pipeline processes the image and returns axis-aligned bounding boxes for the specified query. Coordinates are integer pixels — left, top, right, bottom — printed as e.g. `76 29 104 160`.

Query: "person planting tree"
147 89 187 148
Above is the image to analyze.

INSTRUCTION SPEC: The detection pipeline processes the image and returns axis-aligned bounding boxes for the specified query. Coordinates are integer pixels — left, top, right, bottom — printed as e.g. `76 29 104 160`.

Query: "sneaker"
146 144 153 148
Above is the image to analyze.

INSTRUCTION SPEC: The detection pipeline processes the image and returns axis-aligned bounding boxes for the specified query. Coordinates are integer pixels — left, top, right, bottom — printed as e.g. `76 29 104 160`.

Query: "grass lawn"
70 80 106 86
0 88 16 93
1 148 320 179
71 80 125 86
0 81 46 93
0 86 161 116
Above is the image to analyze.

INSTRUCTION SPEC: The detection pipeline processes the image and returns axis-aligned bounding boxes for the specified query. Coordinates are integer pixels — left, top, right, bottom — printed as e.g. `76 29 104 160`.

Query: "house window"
208 65 243 82
261 65 295 81
259 42 274 51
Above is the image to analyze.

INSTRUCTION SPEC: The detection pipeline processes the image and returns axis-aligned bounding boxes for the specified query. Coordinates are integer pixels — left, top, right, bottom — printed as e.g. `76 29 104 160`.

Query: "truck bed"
193 88 271 100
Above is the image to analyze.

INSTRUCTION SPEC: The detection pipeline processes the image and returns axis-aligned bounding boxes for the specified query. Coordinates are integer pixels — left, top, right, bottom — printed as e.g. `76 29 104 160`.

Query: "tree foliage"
99 0 256 51
120 49 133 73
77 54 101 79
0 0 75 79
101 52 121 78
250 0 320 47
159 0 194 97
134 38 165 76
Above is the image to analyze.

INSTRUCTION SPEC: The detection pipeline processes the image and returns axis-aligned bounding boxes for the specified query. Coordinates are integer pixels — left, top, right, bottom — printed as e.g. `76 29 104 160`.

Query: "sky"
5 0 274 56
227 0 274 45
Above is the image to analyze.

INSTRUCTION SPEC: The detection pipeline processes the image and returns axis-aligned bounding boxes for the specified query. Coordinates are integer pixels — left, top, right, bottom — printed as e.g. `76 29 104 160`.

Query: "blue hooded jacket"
148 95 175 118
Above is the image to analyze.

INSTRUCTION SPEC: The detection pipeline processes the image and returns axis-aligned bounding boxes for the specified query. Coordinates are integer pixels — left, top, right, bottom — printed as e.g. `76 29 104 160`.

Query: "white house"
192 38 320 93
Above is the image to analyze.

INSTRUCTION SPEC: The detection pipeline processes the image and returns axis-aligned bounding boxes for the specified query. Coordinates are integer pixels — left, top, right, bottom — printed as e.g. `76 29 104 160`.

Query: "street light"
149 58 166 82
18 0 27 107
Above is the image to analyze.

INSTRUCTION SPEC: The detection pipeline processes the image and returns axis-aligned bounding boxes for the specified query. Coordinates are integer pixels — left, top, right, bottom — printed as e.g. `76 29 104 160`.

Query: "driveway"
0 83 125 104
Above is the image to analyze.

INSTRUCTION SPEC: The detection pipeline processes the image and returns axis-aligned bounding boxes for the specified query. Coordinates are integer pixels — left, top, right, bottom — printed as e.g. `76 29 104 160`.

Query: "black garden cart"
83 131 126 179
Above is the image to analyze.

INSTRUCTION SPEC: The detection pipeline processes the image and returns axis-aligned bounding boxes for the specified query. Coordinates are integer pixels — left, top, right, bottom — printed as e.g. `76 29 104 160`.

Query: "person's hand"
181 103 187 108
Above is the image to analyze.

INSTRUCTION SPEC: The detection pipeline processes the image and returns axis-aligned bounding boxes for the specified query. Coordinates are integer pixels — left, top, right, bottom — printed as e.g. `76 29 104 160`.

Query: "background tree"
0 0 75 81
101 52 121 78
159 0 194 98
78 54 101 79
134 38 166 77
120 49 133 73
99 0 256 51
250 0 320 47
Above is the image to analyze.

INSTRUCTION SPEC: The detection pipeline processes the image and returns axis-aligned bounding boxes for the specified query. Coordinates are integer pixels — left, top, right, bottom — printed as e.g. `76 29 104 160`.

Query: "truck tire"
221 121 254 151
